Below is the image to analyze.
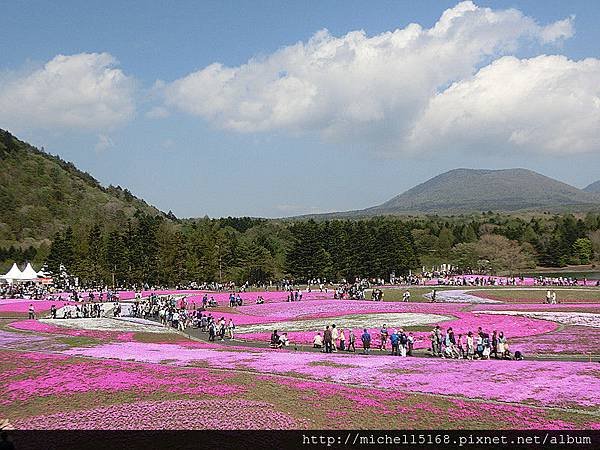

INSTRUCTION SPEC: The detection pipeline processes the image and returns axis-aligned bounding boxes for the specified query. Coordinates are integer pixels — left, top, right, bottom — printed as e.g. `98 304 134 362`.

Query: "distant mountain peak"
365 168 600 214
583 180 600 193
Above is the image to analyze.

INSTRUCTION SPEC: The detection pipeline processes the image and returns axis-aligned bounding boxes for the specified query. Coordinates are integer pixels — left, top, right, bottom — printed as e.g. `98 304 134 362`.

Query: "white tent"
20 263 39 281
2 263 23 283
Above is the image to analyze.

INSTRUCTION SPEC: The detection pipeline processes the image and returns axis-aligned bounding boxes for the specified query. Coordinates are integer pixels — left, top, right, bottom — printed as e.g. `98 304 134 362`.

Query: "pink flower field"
0 299 78 315
1 287 599 430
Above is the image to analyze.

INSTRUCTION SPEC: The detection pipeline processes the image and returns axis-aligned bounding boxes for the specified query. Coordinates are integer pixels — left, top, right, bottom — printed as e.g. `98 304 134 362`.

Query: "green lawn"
466 288 600 302
371 287 456 302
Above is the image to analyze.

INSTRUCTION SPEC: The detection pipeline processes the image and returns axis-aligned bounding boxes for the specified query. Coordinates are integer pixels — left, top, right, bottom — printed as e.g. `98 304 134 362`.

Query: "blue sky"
1 1 600 217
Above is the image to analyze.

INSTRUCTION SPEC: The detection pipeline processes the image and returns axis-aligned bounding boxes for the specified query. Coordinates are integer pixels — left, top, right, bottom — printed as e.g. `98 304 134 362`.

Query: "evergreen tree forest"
2 212 600 287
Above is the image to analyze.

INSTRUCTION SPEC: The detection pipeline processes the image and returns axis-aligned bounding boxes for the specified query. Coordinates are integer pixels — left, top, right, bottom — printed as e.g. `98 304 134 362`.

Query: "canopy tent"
20 263 40 281
2 263 23 283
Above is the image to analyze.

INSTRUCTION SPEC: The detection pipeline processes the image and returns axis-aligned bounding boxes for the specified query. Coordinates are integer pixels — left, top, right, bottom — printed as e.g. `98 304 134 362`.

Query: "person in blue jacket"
361 329 371 354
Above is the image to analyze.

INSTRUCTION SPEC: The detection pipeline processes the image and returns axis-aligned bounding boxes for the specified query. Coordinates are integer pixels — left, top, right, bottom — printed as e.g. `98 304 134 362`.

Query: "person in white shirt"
228 318 235 339
313 332 323 348
331 324 339 352
279 333 289 347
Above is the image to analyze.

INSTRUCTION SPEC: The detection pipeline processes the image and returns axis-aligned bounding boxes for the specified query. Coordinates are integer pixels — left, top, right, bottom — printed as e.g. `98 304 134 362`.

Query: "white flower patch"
235 312 452 335
425 290 501 304
39 318 174 334
474 311 600 328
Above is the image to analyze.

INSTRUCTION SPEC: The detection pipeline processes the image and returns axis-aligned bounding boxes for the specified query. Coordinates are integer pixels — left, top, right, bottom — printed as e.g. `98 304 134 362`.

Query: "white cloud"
161 1 578 154
408 55 600 154
95 134 115 152
0 53 135 131
146 106 170 119
539 16 575 43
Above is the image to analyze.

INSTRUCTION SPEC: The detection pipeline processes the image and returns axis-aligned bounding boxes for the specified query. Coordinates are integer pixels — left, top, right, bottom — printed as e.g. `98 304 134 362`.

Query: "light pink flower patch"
9 320 135 341
179 290 334 308
0 350 245 405
0 300 78 313
61 341 600 409
14 399 306 430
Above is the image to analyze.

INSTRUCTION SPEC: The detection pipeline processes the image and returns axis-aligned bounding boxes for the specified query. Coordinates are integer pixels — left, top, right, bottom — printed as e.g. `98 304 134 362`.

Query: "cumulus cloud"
161 1 582 154
0 53 135 130
408 55 600 154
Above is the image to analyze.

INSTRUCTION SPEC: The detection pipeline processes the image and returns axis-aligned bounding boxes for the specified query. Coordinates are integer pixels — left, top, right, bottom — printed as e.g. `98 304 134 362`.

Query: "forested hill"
0 129 164 247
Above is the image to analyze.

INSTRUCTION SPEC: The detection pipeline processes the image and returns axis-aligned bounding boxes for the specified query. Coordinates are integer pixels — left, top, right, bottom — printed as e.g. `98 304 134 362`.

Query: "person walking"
491 330 498 359
323 326 333 354
331 324 339 352
390 329 399 356
208 321 216 341
498 331 508 358
361 329 371 354
379 324 388 351
339 328 346 351
466 331 474 359
407 332 414 356
399 329 408 357
347 329 356 353
228 318 235 340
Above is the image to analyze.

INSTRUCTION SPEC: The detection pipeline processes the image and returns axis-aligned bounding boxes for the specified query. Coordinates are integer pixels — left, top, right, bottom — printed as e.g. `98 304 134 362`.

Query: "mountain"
366 168 600 214
0 129 164 246
583 180 600 194
308 168 600 217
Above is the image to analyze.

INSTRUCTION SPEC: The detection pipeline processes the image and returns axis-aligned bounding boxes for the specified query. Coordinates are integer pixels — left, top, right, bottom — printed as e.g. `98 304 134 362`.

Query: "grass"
376 287 456 302
56 336 101 348
467 289 600 302
133 332 185 343
307 360 355 369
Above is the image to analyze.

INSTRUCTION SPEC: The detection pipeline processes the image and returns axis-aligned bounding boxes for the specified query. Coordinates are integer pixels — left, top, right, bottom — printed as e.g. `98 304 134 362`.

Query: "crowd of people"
333 279 370 300
1 283 48 300
435 276 524 286
535 276 598 286
126 294 239 339
429 326 516 360
286 290 303 302
306 323 518 360
426 275 599 287
312 324 415 356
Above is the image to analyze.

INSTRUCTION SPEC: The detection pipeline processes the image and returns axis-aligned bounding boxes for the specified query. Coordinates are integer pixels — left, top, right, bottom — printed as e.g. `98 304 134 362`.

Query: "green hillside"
0 128 164 248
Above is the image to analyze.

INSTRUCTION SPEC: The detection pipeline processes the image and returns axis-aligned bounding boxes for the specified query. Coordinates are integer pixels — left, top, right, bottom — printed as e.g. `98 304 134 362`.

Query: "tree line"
2 212 600 287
